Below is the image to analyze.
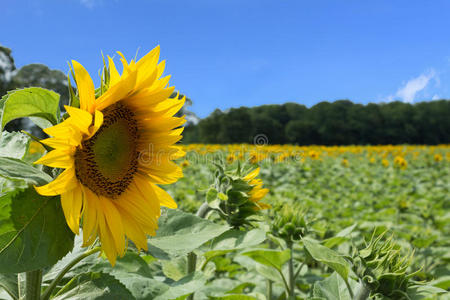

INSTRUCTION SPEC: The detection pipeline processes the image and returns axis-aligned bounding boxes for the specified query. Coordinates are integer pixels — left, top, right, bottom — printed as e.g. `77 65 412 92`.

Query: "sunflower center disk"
75 102 139 198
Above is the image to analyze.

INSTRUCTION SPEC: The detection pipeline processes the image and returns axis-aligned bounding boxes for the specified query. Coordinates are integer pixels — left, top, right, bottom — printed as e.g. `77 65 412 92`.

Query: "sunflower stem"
196 202 211 218
288 242 295 298
25 270 42 300
266 279 273 300
41 247 101 300
354 280 370 300
186 202 211 300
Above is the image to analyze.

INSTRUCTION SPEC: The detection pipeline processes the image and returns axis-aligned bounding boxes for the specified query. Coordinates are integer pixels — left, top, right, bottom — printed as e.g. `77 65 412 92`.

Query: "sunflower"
34 46 185 265
243 167 270 210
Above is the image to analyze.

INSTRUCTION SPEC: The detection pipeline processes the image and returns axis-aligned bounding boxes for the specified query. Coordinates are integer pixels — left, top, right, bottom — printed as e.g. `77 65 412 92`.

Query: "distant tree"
184 100 450 145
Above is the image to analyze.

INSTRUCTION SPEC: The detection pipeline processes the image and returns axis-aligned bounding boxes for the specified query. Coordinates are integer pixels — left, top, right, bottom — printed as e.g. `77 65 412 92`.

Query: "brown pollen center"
74 102 139 198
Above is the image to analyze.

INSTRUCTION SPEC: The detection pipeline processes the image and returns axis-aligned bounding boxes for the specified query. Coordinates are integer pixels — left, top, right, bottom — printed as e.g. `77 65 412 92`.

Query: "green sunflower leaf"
0 187 74 273
0 87 60 131
313 272 360 300
241 249 291 272
0 131 30 160
0 157 52 188
0 273 18 300
147 209 229 258
303 238 351 281
52 272 134 300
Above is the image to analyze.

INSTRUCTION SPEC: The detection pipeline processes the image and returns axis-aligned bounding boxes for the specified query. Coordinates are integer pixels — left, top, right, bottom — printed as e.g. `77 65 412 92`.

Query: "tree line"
183 100 450 145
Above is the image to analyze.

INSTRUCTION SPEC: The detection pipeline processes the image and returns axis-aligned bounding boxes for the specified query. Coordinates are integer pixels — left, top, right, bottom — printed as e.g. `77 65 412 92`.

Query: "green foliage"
303 238 351 281
242 249 291 272
313 272 355 300
0 157 52 188
148 209 230 258
0 187 74 273
0 87 60 131
184 100 450 145
0 131 30 159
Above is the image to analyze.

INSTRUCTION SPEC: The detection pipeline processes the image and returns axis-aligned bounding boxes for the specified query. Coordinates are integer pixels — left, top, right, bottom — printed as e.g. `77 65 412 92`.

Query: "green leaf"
52 272 134 300
206 188 218 202
0 273 18 300
148 209 229 257
0 87 60 130
203 229 266 264
406 285 448 300
428 275 450 290
0 187 74 273
210 295 257 300
312 272 353 300
0 131 30 159
162 256 187 281
154 272 207 300
241 249 290 271
209 228 266 251
303 238 350 280
0 157 52 186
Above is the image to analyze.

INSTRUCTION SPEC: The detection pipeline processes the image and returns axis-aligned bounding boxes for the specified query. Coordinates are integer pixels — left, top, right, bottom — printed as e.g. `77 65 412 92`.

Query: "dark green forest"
183 100 450 145
2 45 449 145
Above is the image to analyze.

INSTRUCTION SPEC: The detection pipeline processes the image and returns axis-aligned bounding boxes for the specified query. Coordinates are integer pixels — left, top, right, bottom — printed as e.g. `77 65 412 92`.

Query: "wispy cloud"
389 70 437 103
80 0 96 8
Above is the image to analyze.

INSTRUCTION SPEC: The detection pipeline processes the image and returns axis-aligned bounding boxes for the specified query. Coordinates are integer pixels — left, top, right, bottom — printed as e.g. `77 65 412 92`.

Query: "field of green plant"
164 145 450 299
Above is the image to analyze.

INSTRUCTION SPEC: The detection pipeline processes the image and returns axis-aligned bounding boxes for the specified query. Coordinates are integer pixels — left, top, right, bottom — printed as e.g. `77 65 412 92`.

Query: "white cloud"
432 94 440 100
80 0 96 8
392 70 437 103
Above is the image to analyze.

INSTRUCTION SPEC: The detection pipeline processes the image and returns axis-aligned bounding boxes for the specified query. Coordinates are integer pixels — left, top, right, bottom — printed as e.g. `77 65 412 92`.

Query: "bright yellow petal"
96 68 138 111
135 45 160 90
72 60 96 113
244 168 260 181
82 187 99 247
33 149 74 168
121 210 148 251
60 185 83 234
151 183 177 209
88 110 104 138
34 168 78 196
108 56 121 86
64 106 92 135
98 196 125 255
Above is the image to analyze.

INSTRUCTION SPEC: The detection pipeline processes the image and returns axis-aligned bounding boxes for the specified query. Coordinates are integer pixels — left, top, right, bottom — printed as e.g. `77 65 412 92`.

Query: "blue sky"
2 0 450 117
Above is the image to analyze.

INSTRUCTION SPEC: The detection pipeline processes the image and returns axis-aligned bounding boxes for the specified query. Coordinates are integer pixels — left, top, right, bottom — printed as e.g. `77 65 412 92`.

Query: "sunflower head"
33 46 185 265
206 163 270 229
394 156 407 169
270 202 307 245
352 231 417 298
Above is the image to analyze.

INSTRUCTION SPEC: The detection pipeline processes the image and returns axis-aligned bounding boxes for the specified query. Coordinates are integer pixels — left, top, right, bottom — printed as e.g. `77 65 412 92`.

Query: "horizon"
3 0 450 118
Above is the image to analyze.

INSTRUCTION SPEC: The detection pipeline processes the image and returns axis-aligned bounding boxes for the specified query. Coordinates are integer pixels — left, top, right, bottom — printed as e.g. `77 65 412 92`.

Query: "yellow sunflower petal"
64 106 92 135
82 187 99 247
61 185 83 234
96 68 138 110
72 60 96 113
121 210 148 251
33 149 74 168
98 196 125 255
150 183 177 209
34 168 78 196
108 56 121 86
244 168 260 181
88 110 104 138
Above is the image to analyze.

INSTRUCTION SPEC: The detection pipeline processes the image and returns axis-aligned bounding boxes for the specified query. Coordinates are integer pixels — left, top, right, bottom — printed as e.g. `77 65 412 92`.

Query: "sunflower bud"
352 231 418 299
207 163 270 228
270 202 307 244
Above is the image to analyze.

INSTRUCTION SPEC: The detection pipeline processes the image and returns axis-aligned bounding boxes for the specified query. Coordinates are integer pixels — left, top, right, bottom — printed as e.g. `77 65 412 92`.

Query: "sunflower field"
0 49 449 300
